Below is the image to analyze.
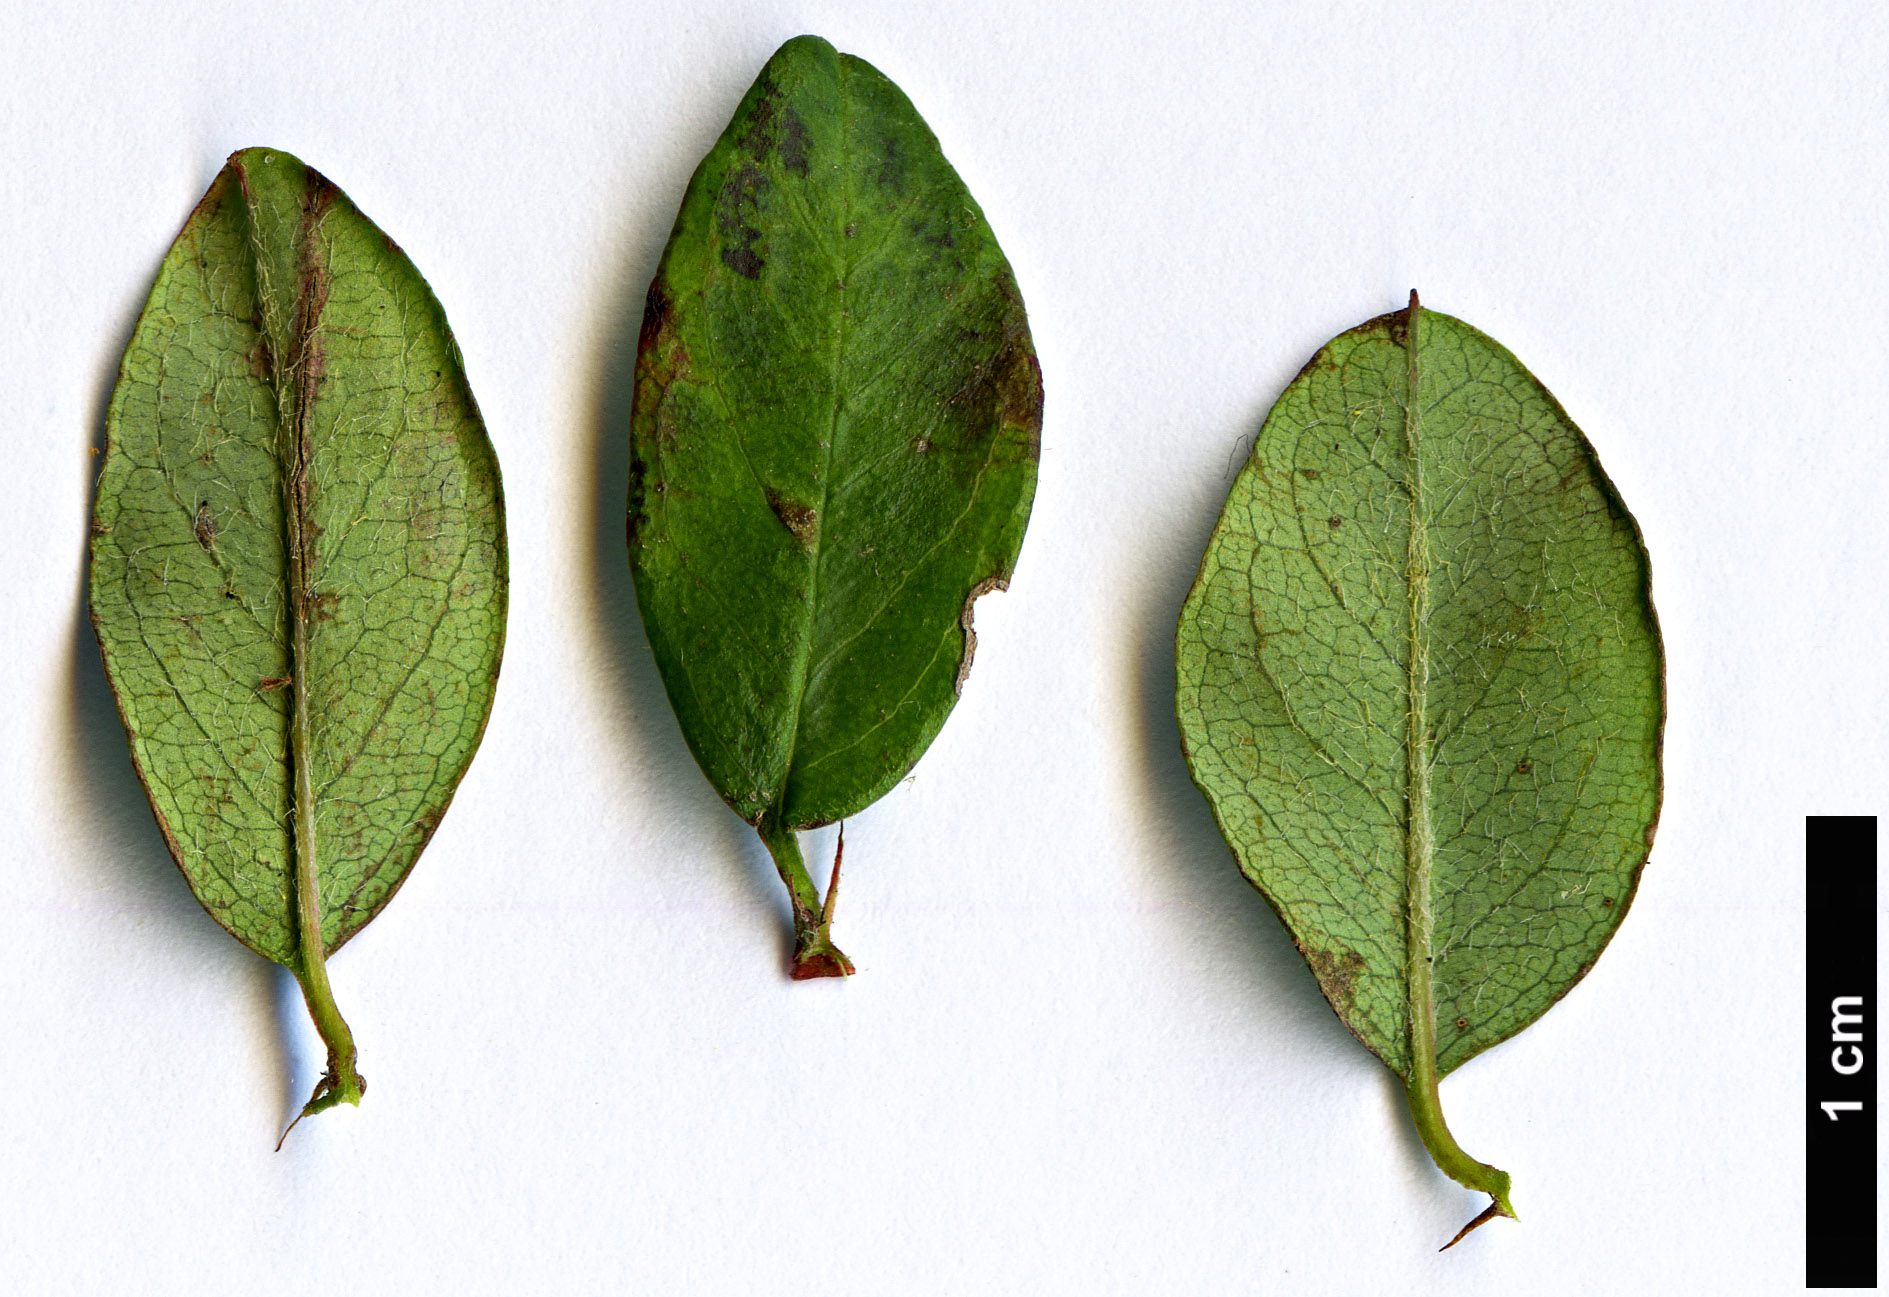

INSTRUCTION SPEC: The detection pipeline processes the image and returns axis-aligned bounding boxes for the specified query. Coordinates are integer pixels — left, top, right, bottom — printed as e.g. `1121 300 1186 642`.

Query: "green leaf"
1175 294 1661 1244
628 36 1041 977
89 148 507 1133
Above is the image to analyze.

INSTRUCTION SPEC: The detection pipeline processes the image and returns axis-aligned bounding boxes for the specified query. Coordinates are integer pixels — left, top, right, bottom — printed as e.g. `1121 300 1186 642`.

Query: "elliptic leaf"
89 148 507 1130
1176 294 1661 1243
628 36 1041 977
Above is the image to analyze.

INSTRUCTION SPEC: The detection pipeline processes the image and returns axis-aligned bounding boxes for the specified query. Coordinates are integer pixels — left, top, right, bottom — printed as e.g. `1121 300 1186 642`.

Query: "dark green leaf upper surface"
1176 306 1661 1078
90 148 507 965
630 36 1041 830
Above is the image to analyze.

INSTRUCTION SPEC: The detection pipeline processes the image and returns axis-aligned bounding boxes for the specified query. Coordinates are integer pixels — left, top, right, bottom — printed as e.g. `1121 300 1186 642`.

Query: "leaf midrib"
241 161 328 967
1401 301 1438 1085
772 57 851 823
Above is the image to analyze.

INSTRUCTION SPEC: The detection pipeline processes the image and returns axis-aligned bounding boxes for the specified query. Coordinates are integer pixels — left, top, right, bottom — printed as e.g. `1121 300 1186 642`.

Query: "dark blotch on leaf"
638 282 671 354
764 486 818 546
722 246 763 279
873 133 905 190
736 76 785 161
715 164 770 280
780 107 811 176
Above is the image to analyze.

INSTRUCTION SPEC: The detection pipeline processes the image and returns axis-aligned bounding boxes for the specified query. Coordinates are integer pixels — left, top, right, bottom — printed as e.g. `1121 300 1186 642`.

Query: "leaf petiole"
1403 1062 1516 1249
276 956 365 1149
758 816 855 980
281 636 365 1146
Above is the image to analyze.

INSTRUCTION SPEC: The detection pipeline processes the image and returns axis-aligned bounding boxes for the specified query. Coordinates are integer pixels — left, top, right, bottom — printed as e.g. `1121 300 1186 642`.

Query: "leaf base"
1402 1070 1516 1250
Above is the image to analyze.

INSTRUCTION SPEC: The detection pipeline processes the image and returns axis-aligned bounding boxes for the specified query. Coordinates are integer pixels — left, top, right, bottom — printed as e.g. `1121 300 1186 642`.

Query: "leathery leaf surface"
629 36 1041 977
90 148 506 1126
1176 296 1661 1240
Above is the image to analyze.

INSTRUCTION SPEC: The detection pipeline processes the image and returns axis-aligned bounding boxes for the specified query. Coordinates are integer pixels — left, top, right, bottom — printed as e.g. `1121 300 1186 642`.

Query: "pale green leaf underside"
90 149 506 967
1177 306 1661 1078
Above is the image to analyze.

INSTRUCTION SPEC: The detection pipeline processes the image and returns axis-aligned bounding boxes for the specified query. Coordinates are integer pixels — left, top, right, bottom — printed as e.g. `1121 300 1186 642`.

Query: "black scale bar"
1808 815 1877 1289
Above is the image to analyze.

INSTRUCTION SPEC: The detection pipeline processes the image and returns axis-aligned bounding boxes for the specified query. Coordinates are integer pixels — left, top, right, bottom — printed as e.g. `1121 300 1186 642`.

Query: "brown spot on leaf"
193 502 217 551
1515 758 1531 774
1328 515 1343 529
1602 896 1614 908
1396 293 1420 345
309 591 340 622
292 170 337 356
1300 468 1319 479
1340 302 1412 351
954 577 1008 696
1305 946 1367 1014
629 279 693 546
258 677 291 692
634 280 692 398
946 283 1043 464
764 486 817 546
638 281 671 356
1455 1017 1468 1031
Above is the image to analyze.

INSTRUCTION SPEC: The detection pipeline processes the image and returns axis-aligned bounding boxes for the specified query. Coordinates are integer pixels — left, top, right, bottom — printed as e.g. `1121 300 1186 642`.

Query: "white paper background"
2 1 1877 1291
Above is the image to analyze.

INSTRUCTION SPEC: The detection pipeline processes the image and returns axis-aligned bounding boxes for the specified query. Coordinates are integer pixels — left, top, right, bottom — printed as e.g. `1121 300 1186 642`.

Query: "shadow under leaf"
575 148 787 966
1127 418 1359 1053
